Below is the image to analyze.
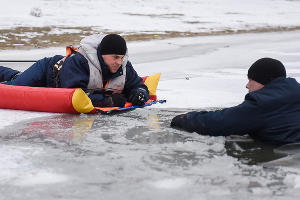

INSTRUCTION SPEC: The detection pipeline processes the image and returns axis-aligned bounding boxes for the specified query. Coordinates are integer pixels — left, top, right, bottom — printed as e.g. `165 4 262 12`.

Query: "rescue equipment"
0 73 162 114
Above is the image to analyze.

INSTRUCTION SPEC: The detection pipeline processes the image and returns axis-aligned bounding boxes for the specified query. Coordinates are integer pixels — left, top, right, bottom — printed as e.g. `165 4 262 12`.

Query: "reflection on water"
0 108 297 165
1 108 300 199
225 136 286 165
0 114 96 144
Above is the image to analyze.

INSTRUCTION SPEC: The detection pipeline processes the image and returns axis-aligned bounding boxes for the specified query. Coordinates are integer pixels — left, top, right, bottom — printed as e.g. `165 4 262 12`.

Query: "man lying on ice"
0 34 149 108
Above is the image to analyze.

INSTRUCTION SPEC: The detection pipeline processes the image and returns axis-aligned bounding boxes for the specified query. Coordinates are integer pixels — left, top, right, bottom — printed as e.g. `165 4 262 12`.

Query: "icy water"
1 108 300 200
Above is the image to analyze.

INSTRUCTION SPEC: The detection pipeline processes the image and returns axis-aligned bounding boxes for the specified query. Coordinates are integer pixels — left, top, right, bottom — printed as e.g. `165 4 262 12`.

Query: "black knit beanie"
247 58 286 85
99 34 127 55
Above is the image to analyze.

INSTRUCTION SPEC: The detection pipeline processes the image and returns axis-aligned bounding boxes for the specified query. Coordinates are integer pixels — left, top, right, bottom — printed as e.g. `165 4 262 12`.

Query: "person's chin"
110 67 120 73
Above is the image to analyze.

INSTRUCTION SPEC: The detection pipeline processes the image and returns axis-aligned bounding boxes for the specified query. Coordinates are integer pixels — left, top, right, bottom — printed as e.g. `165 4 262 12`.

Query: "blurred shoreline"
1 25 300 50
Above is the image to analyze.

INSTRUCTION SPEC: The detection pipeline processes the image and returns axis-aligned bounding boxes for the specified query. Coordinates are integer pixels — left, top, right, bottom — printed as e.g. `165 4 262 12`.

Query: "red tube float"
0 73 161 113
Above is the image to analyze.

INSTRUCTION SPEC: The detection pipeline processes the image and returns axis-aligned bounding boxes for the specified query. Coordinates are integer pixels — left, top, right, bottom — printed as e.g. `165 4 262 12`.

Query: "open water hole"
1 108 300 200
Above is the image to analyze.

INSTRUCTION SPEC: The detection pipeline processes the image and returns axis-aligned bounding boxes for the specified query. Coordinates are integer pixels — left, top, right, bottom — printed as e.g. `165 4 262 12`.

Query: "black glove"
110 93 127 107
171 114 187 128
129 88 149 106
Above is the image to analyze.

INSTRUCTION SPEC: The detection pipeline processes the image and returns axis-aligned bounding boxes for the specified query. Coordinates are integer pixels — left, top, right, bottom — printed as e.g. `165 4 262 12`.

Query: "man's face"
246 79 264 93
102 54 125 73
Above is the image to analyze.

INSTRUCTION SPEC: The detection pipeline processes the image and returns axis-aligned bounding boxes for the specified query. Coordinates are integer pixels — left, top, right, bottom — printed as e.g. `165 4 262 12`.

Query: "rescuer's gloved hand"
129 88 149 106
110 93 127 107
171 114 187 128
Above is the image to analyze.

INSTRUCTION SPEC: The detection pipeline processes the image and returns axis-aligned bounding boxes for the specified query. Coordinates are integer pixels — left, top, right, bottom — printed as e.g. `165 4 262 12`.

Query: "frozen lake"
1 0 300 198
1 30 300 199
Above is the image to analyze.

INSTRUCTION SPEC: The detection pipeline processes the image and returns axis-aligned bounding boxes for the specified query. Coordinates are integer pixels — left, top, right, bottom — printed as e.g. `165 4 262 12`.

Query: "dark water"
1 108 300 200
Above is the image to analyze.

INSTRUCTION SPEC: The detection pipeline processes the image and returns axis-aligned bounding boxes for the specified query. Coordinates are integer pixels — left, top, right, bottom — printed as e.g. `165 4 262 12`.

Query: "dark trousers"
0 57 51 87
0 66 20 82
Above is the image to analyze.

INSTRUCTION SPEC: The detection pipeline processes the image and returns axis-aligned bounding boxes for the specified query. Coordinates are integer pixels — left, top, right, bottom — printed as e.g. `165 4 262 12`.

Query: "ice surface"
1 31 300 133
1 1 300 199
1 0 300 34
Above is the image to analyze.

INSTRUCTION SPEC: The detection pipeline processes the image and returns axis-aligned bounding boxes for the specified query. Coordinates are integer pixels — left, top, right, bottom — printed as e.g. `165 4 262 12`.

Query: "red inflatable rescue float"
0 73 161 114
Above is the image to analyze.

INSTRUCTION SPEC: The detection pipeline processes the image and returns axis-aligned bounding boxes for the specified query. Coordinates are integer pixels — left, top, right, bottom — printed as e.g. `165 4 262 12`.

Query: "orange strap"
64 45 82 61
102 80 111 90
53 45 82 88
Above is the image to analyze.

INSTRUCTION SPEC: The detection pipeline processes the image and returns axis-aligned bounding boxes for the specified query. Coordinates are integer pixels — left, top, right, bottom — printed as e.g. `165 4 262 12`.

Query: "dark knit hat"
247 58 286 85
99 34 127 55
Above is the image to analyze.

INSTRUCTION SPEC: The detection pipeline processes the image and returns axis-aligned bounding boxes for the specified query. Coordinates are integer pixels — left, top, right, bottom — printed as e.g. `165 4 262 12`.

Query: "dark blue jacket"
57 50 148 106
173 78 300 144
1 49 148 107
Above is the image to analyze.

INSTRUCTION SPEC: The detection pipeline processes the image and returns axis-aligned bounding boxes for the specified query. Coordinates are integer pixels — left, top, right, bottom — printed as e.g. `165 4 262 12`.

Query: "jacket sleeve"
175 94 263 136
59 53 90 89
123 61 149 98
58 53 110 107
88 91 112 107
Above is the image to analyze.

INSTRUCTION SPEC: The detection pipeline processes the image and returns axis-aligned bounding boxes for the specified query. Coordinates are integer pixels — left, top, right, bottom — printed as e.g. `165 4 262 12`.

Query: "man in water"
171 58 300 144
